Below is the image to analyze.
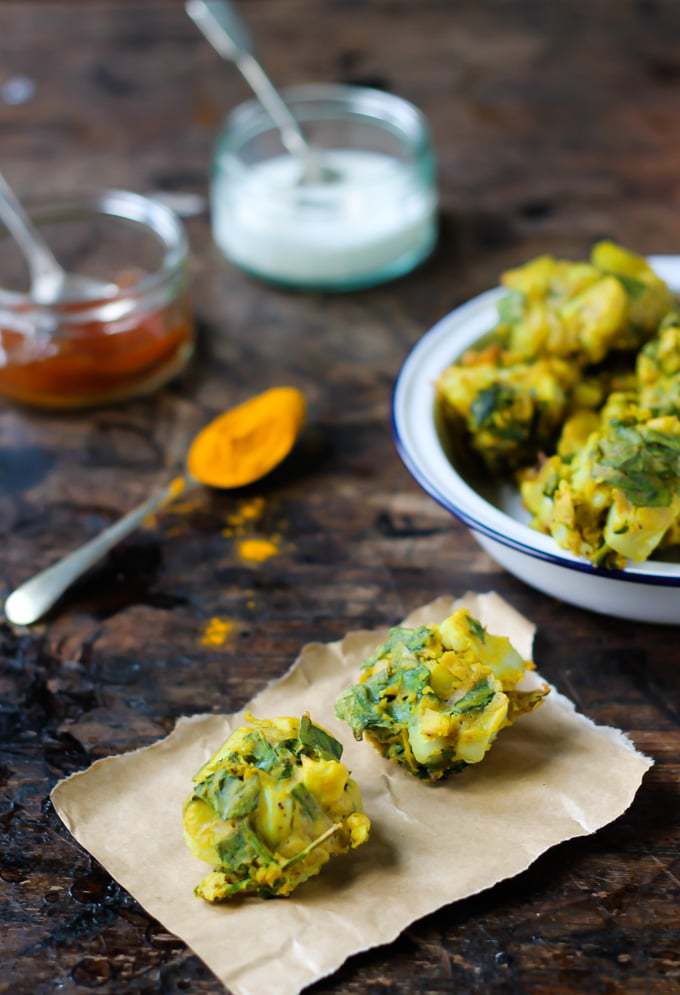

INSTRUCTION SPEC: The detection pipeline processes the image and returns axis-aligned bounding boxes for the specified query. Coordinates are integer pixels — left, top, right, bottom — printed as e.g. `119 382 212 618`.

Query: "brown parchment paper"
51 593 652 995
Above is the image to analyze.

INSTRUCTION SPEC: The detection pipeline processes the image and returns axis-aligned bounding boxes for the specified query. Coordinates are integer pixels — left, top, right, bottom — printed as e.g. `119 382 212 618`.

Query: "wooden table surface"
2 2 680 993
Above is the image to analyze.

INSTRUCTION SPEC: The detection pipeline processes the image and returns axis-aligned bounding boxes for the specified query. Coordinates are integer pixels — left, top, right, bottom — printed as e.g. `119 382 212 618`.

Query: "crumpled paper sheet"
51 593 652 995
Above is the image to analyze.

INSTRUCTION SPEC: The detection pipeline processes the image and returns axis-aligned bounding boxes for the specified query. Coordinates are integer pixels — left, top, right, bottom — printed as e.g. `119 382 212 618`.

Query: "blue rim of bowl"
391 306 680 590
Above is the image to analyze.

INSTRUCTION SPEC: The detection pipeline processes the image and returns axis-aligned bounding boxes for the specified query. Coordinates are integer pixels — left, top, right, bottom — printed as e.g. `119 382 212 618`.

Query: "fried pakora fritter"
437 242 679 566
437 242 674 472
183 713 370 901
437 346 578 470
520 390 680 567
498 241 672 363
637 312 680 417
335 609 548 781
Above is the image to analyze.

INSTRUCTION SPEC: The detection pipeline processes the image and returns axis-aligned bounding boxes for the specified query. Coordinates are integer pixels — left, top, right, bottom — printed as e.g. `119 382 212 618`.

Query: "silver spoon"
4 474 201 627
0 171 118 305
185 0 336 184
5 384 304 627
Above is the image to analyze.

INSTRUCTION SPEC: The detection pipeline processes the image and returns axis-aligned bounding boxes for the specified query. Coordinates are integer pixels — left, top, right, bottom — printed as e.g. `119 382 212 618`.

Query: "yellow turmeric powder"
223 496 266 536
187 387 305 489
200 617 237 647
227 496 265 526
237 537 280 563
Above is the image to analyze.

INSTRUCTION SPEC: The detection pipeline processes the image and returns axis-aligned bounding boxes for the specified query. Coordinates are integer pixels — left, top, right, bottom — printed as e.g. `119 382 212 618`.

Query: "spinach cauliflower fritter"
437 242 674 472
520 313 680 567
437 243 679 567
335 609 548 781
520 390 680 567
183 713 370 901
437 347 579 471
637 313 680 417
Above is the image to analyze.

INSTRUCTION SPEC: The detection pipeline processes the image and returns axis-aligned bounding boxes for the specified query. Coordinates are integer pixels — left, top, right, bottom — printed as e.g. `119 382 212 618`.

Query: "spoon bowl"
28 270 120 306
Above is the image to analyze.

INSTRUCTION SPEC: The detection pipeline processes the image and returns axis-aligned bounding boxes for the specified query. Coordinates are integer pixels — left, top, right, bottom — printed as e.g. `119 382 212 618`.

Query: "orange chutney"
0 283 194 408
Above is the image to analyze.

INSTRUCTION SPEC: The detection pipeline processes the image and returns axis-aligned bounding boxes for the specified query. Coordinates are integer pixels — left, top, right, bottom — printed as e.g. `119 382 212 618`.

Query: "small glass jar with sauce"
0 190 194 408
211 84 438 292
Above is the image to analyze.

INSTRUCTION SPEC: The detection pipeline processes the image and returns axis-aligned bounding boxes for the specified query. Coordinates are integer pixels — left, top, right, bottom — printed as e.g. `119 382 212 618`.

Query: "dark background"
1 2 679 993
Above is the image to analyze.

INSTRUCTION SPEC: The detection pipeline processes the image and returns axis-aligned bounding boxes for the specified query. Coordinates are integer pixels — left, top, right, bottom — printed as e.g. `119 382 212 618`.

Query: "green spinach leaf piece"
217 823 273 873
467 616 486 641
194 770 260 821
594 423 680 507
335 683 383 739
291 783 325 821
470 384 515 429
610 273 647 300
364 625 431 669
450 680 495 715
299 714 343 761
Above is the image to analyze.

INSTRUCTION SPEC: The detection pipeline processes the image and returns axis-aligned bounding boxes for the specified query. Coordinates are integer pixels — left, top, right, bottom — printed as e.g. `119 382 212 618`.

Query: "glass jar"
212 84 438 292
0 190 193 408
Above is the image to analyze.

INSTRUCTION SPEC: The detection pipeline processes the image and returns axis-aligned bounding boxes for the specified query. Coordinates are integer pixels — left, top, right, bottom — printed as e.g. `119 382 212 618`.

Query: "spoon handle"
0 170 64 288
236 52 309 160
4 477 191 626
185 0 310 161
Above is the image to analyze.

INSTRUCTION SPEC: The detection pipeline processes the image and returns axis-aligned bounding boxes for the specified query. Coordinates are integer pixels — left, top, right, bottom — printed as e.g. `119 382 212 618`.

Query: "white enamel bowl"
392 256 680 624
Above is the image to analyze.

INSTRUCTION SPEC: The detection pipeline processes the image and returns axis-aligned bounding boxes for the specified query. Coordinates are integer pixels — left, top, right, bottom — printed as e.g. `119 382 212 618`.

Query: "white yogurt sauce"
212 149 436 288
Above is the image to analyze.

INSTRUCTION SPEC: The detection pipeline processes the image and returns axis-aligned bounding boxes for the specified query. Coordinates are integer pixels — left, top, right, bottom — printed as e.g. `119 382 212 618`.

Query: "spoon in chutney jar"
0 171 118 305
4 387 305 626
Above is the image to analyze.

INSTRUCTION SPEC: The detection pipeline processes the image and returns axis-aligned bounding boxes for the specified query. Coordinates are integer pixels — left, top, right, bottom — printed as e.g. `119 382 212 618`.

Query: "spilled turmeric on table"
226 496 265 527
237 537 281 564
200 617 237 648
222 496 266 537
188 387 305 489
221 497 283 561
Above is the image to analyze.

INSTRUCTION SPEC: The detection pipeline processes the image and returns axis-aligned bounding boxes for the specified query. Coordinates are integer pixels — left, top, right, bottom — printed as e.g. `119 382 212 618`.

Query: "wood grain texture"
0 1 679 993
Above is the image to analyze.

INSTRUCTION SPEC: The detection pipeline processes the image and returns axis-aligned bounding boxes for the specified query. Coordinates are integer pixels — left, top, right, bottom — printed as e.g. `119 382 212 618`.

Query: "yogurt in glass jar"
211 85 438 292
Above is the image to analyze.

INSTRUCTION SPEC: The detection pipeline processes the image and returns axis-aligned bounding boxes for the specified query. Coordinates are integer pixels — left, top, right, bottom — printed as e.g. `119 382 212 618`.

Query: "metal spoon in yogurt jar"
0 171 118 305
185 0 337 185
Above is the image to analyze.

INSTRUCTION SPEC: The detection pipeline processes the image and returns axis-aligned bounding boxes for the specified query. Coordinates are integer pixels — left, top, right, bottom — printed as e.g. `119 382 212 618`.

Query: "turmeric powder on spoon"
188 386 305 488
